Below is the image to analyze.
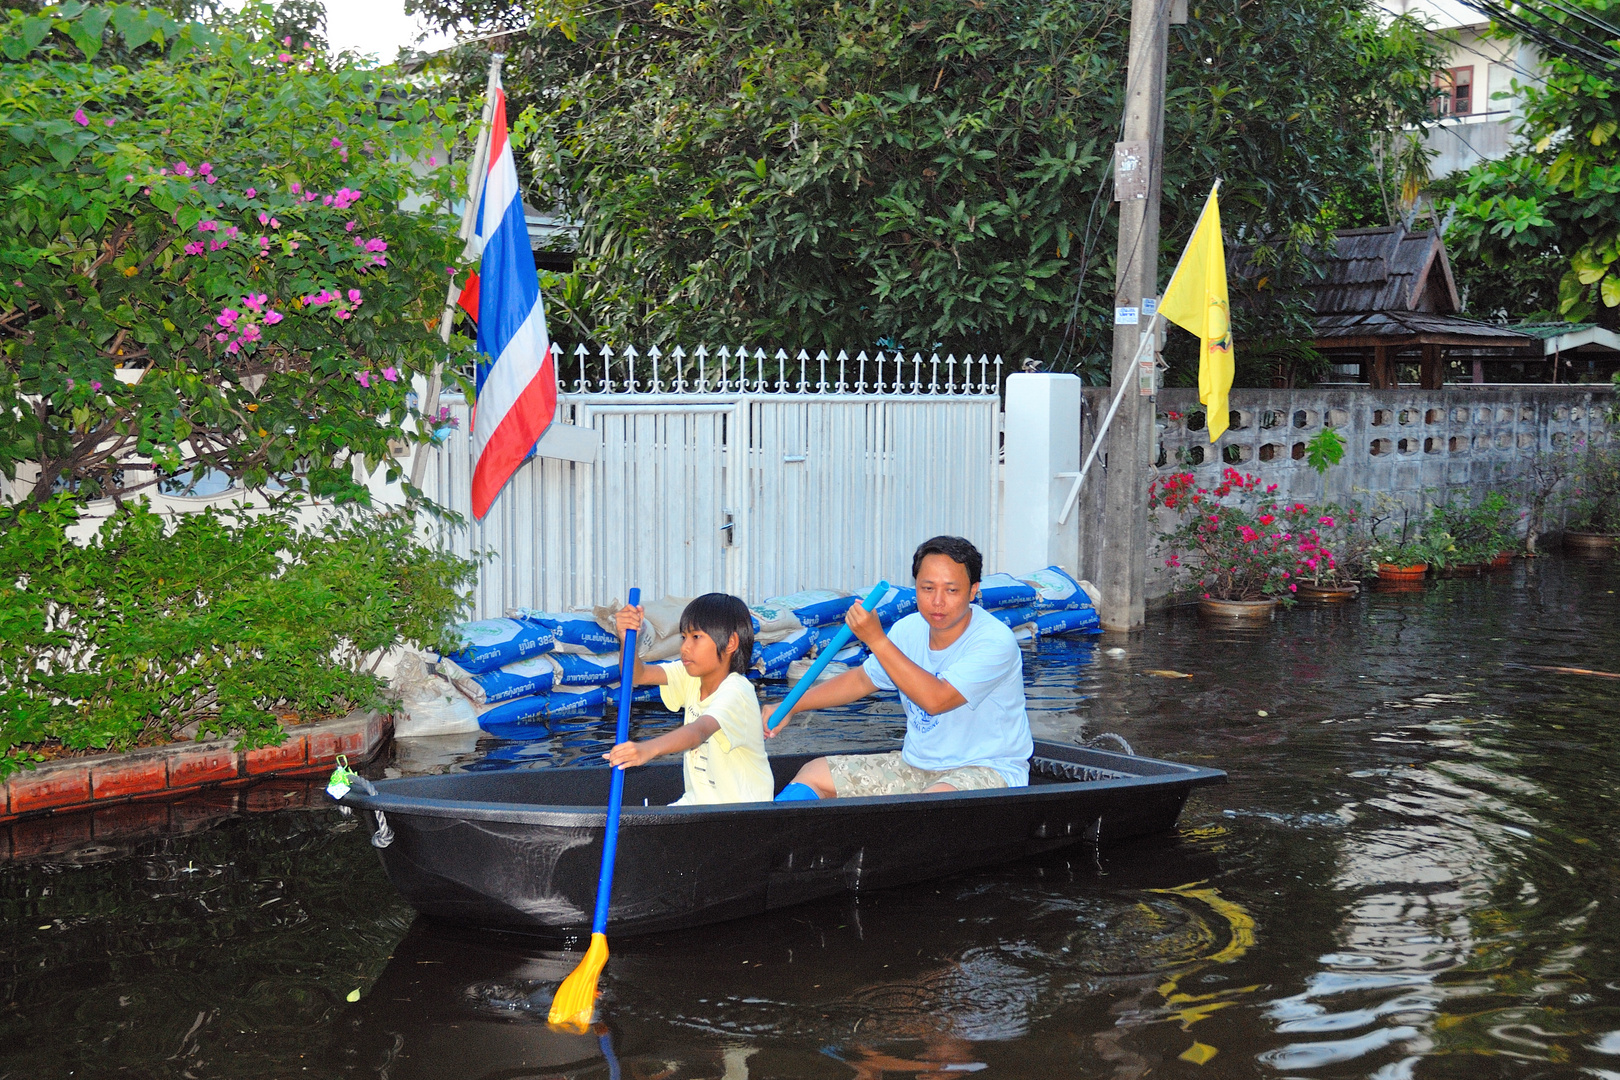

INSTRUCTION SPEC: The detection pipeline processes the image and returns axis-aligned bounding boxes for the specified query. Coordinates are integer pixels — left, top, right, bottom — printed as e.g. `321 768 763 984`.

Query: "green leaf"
1602 274 1620 308
45 137 78 167
177 205 203 232
66 7 111 60
18 16 54 53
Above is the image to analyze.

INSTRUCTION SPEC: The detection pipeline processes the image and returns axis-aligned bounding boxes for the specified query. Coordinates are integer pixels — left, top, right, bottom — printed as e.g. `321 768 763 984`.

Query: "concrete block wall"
1075 384 1615 602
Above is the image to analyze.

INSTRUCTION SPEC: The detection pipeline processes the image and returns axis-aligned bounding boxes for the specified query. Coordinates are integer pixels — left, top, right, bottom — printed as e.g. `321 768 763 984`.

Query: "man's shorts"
825 750 1008 798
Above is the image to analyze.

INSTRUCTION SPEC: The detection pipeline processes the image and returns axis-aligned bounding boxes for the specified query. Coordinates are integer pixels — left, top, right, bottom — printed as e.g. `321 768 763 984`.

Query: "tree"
1443 5 1620 328
414 0 1441 383
0 3 472 506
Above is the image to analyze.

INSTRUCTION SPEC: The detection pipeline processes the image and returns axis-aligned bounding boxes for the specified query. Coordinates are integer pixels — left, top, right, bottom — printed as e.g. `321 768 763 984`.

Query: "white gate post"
1002 373 1082 575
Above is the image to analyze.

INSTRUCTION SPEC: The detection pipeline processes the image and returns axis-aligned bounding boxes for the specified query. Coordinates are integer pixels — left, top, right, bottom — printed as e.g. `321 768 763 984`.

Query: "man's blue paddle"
549 586 640 1029
766 580 890 733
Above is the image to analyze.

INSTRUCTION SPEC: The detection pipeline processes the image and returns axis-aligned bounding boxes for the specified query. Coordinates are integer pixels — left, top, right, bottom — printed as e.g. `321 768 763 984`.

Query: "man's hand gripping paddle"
549 586 641 1030
767 581 890 733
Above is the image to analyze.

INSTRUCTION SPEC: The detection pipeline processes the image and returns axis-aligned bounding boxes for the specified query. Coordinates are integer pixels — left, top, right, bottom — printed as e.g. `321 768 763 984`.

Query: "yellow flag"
1158 186 1233 443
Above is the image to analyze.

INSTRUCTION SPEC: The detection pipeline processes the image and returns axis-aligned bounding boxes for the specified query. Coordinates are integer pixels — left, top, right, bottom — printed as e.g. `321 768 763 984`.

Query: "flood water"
6 555 1620 1079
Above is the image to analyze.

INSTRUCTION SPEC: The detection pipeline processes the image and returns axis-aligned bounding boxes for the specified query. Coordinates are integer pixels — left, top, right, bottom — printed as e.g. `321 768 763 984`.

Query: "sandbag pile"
417 566 1101 736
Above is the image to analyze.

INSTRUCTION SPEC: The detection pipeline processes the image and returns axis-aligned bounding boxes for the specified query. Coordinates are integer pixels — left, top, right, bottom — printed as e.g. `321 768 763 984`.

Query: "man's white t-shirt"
657 664 774 804
862 607 1033 786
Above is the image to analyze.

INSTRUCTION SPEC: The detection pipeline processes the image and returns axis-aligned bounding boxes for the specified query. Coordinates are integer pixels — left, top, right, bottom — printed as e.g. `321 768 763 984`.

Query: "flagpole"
411 53 505 492
1055 179 1219 526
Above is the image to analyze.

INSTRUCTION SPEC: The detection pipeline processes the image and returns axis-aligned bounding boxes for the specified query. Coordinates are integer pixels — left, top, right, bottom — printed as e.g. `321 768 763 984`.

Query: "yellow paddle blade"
548 932 608 1029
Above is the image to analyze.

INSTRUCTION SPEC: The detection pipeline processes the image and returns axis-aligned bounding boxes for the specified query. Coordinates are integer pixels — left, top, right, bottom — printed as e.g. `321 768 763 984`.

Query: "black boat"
340 740 1224 937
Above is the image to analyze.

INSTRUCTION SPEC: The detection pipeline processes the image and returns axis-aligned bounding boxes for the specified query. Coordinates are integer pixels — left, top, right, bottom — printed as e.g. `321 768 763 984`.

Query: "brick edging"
0 711 392 823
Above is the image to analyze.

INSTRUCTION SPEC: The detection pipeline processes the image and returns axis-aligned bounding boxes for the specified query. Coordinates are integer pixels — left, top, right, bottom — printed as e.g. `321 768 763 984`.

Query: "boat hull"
341 741 1224 936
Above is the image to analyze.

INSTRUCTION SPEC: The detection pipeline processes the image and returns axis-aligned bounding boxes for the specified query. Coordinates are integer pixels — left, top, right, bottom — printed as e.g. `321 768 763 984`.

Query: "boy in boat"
603 593 775 804
764 536 1032 800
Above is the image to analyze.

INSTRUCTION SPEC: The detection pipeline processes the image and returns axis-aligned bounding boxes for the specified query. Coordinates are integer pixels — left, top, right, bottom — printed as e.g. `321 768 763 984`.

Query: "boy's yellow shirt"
657 664 774 805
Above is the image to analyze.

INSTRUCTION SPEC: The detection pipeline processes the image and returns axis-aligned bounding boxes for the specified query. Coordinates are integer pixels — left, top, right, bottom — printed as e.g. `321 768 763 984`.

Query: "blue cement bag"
871 585 917 626
765 589 856 628
976 572 1040 610
443 653 556 705
632 683 664 704
552 652 622 687
526 611 619 654
990 606 1040 629
754 628 815 678
446 618 556 674
545 685 610 719
1033 608 1101 636
475 692 551 728
806 623 846 654
1020 566 1093 612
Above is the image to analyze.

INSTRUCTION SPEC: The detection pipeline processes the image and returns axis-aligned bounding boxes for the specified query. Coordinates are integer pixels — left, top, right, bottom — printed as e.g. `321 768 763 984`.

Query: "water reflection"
8 558 1620 1077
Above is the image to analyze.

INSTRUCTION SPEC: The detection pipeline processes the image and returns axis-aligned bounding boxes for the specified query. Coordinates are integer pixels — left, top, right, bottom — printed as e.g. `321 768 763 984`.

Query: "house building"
1378 0 1543 177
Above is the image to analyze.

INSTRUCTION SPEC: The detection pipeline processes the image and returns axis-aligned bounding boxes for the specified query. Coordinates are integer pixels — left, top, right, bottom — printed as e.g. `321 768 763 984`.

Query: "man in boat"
764 535 1033 799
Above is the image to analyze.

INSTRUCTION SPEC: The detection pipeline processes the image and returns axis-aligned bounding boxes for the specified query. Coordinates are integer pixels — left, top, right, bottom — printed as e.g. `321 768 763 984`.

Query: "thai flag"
465 73 556 519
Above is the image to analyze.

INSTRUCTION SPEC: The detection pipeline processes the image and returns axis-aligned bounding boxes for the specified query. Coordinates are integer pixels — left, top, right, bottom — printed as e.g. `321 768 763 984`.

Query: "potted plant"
1562 444 1620 551
1151 468 1303 618
1284 503 1361 601
1360 493 1436 581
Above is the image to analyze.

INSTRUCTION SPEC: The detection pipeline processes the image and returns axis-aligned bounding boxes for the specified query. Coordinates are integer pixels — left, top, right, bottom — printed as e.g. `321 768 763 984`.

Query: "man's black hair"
679 593 755 675
910 535 984 584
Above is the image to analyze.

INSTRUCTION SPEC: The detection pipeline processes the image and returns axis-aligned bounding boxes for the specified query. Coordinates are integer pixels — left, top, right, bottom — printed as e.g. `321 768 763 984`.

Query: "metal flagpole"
410 53 505 492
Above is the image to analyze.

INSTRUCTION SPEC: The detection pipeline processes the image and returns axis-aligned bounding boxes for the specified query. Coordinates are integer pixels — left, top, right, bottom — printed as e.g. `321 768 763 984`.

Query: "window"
1433 66 1474 116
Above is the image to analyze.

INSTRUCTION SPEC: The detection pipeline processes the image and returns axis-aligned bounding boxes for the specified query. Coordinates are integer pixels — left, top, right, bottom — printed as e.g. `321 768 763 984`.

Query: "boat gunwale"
338 743 1226 828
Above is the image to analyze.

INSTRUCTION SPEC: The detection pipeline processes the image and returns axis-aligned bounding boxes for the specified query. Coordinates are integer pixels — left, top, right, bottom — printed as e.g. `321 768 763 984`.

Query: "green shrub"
0 496 477 776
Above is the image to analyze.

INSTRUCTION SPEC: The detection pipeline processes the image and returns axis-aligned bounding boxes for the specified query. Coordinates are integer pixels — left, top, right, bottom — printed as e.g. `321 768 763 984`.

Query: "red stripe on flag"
486 90 508 176
470 347 558 519
457 271 480 323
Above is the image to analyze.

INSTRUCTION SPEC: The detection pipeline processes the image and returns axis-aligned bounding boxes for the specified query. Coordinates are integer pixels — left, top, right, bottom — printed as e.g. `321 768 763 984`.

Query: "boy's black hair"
679 593 755 675
910 535 984 585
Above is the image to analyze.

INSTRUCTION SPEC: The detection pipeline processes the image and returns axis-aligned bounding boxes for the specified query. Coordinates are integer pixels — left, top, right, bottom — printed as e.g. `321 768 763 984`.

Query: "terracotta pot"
1489 552 1513 569
1198 597 1279 620
1377 563 1428 581
1295 582 1359 603
1565 530 1620 553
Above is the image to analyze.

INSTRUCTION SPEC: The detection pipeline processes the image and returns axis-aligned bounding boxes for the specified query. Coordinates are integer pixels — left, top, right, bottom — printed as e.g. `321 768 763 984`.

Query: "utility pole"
1098 0 1170 631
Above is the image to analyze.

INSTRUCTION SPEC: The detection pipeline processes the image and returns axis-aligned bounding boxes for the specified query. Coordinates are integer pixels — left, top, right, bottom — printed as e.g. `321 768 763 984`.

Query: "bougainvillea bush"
1150 468 1308 603
0 495 478 777
0 3 472 505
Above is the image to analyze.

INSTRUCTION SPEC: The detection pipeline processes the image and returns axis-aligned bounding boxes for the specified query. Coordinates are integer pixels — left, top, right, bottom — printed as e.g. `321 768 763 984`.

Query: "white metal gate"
422 348 1002 617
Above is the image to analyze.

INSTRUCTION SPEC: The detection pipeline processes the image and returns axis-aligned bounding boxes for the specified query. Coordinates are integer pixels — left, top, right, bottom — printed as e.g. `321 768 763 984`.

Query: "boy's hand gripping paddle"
549 586 641 1030
767 581 890 733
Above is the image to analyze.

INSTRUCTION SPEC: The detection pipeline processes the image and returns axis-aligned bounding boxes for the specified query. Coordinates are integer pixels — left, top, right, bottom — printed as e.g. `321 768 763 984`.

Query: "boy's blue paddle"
549 586 640 1030
767 580 890 733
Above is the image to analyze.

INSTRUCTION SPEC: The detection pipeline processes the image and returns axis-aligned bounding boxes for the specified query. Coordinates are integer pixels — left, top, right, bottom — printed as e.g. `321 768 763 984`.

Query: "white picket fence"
421 346 1004 617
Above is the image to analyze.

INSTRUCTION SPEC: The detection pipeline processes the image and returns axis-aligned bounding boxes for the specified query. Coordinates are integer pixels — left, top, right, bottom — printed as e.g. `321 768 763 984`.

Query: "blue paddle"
767 581 890 733
549 586 640 1029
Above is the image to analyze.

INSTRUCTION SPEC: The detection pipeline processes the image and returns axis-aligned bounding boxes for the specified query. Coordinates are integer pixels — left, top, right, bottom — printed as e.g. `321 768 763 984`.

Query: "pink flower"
331 137 344 149
124 174 134 182
174 160 193 177
226 340 241 354
369 255 387 267
243 293 266 312
264 310 283 325
428 155 437 166
217 309 239 327
198 162 211 176
345 220 358 232
270 218 280 229
246 187 257 198
289 241 299 250
90 380 102 390
355 371 371 387
239 324 262 344
66 378 75 390
382 366 398 382
205 174 217 185
73 108 88 126
347 289 362 304
197 220 217 232
258 212 270 225
184 241 205 256
208 239 227 251
1288 584 1298 593
290 183 301 194
215 332 229 342
1319 515 1335 527
258 236 271 249
339 149 348 161
364 238 387 253
225 226 239 238
278 53 293 63
337 310 351 320
323 195 333 206
104 118 114 127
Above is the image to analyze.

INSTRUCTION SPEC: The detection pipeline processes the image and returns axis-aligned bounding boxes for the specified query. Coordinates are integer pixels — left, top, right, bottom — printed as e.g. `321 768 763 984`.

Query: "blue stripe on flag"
474 193 539 395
